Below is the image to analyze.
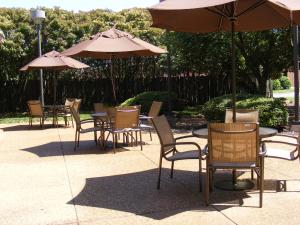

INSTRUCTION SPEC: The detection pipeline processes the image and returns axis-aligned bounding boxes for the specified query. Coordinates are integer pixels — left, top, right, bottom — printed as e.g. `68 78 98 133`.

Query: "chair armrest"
80 119 95 124
140 115 153 120
260 142 267 156
262 140 300 147
175 135 195 141
162 142 205 159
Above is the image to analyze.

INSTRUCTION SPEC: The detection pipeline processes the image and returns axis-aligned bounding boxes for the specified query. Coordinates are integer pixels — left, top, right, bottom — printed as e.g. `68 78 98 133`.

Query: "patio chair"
57 98 75 127
73 98 82 113
206 123 265 207
225 109 259 123
27 100 48 128
106 109 142 153
151 115 204 191
140 101 163 141
263 123 300 161
70 107 103 151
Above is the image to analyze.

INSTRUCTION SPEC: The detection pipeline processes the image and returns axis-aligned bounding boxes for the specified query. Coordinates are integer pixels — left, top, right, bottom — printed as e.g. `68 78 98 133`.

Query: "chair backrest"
27 100 43 117
208 123 259 164
65 98 75 107
73 99 82 113
106 107 116 119
225 109 259 123
94 103 106 113
148 101 163 118
70 107 81 129
114 109 139 129
152 115 175 153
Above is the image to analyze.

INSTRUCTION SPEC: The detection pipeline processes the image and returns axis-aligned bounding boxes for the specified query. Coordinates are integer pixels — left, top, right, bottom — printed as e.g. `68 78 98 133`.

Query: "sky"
0 0 159 12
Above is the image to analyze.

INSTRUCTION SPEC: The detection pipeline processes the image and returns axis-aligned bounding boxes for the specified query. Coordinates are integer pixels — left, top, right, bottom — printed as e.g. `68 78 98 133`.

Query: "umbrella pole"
293 25 299 121
110 57 117 105
53 71 57 106
231 19 236 122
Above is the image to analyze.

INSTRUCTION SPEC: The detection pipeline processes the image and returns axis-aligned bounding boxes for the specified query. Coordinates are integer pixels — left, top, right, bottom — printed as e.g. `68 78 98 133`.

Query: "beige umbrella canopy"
148 0 300 121
63 27 167 103
20 50 89 71
20 50 89 104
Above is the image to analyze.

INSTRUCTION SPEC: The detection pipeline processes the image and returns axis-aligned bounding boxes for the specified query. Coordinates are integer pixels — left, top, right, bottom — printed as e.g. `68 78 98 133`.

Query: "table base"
214 179 254 191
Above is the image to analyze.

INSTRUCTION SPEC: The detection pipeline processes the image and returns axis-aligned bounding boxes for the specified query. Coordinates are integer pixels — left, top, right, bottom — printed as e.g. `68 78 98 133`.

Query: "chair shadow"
21 140 131 157
1 124 66 132
68 168 255 220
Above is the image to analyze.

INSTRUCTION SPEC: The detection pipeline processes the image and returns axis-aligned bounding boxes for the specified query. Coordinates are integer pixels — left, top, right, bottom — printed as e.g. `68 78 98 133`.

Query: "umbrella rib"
206 7 229 18
236 0 266 17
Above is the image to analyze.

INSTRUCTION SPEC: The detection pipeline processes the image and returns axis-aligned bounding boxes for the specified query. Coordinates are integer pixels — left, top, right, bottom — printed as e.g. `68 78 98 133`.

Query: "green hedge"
273 76 291 90
201 95 288 127
121 91 186 113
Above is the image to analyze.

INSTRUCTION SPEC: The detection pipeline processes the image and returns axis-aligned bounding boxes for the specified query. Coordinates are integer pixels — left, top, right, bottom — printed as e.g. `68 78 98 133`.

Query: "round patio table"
193 127 278 191
91 112 109 148
192 127 277 139
43 104 65 127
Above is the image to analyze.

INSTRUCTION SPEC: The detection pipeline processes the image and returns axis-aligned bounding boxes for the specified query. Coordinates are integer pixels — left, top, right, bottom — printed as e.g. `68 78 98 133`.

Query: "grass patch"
273 87 295 94
0 111 92 124
173 105 202 117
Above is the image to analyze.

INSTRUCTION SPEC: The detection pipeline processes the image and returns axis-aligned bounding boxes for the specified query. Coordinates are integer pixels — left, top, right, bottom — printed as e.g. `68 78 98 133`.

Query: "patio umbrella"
148 0 300 121
20 50 89 104
63 27 167 104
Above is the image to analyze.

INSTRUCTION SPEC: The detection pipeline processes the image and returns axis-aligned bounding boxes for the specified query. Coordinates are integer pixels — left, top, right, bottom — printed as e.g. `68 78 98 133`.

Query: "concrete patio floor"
0 122 300 225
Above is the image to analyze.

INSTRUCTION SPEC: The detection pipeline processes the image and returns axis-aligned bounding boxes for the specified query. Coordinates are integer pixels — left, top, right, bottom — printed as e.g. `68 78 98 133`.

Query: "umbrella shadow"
21 140 131 157
68 168 253 220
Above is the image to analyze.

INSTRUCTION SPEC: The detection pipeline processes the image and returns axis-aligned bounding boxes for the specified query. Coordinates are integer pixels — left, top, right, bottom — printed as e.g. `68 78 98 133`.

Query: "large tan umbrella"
63 27 167 103
20 50 89 104
148 0 300 121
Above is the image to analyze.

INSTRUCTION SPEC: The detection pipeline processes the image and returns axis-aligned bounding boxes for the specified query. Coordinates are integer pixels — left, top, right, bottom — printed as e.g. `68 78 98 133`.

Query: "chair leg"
199 158 202 192
251 169 254 180
71 116 74 128
77 132 80 147
170 161 174 178
113 133 116 154
149 128 152 141
74 131 78 151
139 130 143 151
205 166 210 206
157 154 163 189
259 158 264 208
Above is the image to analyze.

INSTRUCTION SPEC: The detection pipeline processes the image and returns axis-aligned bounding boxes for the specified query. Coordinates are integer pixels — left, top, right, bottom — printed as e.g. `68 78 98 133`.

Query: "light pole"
31 8 45 106
0 29 5 44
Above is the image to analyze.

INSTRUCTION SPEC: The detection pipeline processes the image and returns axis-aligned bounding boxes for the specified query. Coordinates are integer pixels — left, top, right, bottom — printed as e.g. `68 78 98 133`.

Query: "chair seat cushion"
265 148 298 160
210 162 257 168
168 150 200 161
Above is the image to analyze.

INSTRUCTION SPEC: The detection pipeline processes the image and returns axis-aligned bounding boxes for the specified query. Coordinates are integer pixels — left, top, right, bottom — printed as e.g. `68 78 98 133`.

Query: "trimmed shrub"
121 91 186 113
272 79 282 90
279 76 291 90
201 95 288 127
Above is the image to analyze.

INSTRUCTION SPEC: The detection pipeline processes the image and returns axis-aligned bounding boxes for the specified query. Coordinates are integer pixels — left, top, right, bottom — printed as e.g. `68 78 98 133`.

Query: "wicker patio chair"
152 115 204 191
263 123 300 161
206 123 265 207
225 109 259 123
106 109 142 153
73 98 82 113
140 101 163 141
56 98 75 127
70 107 103 151
27 100 48 128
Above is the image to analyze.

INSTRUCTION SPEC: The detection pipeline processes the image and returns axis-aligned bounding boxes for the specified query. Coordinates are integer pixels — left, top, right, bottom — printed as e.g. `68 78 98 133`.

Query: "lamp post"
0 29 5 44
31 8 45 106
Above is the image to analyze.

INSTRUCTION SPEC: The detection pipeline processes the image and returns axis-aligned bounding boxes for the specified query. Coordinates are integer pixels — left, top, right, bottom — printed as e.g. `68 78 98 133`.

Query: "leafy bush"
279 76 291 90
272 79 282 90
121 91 186 113
201 95 288 127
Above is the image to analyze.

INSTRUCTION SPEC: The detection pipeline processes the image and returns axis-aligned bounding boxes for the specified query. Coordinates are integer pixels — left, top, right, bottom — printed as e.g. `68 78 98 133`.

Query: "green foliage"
201 95 288 127
121 91 185 113
272 79 282 90
279 76 291 90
